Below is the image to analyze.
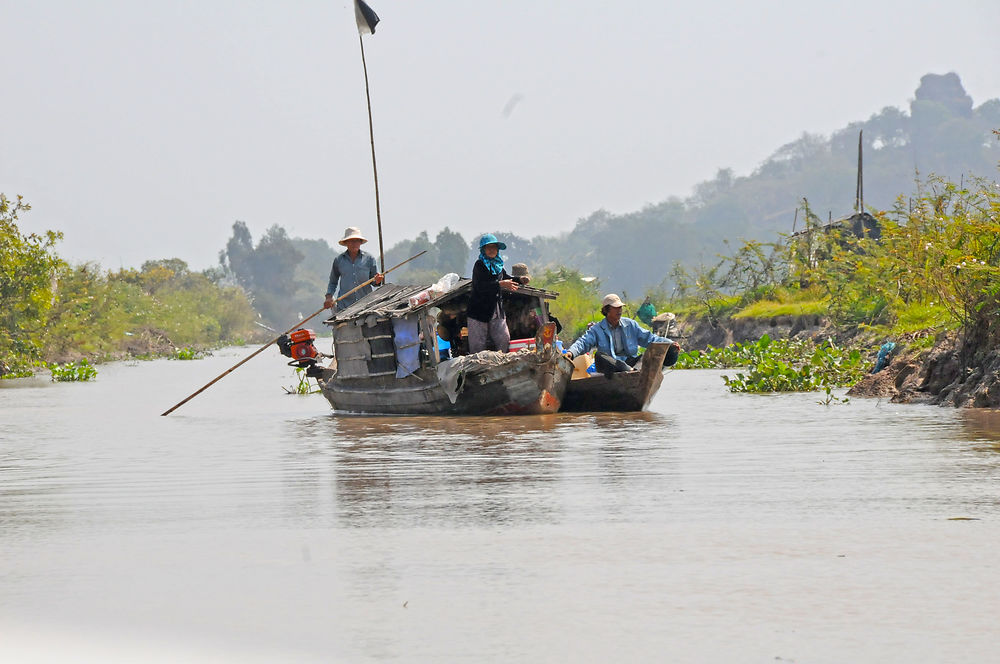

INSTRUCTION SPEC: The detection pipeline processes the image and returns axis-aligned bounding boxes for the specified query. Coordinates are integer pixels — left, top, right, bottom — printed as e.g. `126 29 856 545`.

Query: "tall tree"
0 195 64 375
434 227 467 274
218 222 304 325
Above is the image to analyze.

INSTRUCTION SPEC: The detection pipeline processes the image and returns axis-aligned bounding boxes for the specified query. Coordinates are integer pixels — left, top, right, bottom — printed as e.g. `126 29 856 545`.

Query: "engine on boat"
277 329 326 377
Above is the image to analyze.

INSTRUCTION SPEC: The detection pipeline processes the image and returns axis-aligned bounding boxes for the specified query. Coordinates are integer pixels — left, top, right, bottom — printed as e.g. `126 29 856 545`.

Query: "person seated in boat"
467 234 530 353
564 293 680 372
637 296 656 326
323 227 384 311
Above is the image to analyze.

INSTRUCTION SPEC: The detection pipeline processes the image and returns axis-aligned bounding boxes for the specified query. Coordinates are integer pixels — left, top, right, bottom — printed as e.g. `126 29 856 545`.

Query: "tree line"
1 194 260 378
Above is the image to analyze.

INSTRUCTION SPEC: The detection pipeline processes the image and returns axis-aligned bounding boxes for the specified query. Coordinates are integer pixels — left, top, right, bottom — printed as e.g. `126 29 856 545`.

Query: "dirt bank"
849 331 1000 408
45 326 192 365
672 313 1000 409
671 313 836 349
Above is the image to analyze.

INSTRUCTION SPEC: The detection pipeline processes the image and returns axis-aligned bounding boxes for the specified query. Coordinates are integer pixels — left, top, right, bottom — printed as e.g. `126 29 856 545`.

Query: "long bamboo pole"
358 35 385 274
160 250 426 416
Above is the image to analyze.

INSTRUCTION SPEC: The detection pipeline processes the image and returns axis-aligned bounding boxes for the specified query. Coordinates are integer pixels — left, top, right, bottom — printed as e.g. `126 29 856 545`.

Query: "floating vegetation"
172 347 205 360
675 334 869 394
49 359 98 382
283 366 321 395
817 385 851 406
1 359 38 379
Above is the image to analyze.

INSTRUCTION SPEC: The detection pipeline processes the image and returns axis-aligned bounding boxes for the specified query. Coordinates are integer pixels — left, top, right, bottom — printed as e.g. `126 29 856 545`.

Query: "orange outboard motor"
277 329 321 367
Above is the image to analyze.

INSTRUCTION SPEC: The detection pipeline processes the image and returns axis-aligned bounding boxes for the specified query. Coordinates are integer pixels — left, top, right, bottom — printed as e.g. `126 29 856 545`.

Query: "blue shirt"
327 250 379 308
566 317 672 361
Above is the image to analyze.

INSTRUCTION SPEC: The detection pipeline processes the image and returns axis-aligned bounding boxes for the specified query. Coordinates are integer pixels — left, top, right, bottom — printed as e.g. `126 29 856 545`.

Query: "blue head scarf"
478 234 506 276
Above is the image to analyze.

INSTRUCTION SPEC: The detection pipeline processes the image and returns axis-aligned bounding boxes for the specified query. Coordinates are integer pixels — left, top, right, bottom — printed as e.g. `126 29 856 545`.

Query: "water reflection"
335 415 563 528
961 409 1000 448
278 411 677 529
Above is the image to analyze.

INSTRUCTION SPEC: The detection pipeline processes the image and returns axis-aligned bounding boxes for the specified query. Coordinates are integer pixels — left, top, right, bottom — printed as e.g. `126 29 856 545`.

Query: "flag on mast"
355 0 380 35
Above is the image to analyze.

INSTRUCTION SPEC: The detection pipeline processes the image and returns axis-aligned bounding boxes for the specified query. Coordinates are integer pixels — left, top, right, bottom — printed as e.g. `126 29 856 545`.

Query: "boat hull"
320 351 573 416
560 343 668 412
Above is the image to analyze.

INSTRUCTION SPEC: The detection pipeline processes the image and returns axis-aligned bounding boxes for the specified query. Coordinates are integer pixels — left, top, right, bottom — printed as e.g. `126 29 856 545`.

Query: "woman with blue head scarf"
467 233 530 353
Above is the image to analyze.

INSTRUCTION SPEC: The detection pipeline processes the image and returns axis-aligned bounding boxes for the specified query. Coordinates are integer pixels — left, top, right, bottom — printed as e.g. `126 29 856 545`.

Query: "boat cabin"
323 279 559 380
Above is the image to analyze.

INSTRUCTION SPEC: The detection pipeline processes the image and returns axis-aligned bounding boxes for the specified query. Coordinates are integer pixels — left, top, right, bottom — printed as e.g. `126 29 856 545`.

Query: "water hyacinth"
675 335 869 393
283 366 321 395
49 359 98 382
172 347 205 360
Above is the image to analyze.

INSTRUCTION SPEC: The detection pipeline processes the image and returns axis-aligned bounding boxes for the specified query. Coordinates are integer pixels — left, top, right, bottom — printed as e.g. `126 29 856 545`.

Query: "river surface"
3 347 1000 663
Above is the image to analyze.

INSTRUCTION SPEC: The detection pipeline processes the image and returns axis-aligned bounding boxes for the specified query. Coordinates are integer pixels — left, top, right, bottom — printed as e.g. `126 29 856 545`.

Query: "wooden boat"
316 280 573 415
559 342 669 412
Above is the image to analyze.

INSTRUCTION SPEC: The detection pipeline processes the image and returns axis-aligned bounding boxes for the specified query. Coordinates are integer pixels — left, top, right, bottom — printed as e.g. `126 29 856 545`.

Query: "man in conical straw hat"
323 227 384 311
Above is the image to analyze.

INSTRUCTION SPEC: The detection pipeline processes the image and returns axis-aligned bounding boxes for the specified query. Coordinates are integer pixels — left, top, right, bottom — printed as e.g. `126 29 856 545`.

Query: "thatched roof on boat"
326 278 559 324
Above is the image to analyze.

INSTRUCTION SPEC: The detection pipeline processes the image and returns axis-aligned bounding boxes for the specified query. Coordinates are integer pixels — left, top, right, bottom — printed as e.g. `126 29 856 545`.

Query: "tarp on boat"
435 350 532 404
392 316 421 378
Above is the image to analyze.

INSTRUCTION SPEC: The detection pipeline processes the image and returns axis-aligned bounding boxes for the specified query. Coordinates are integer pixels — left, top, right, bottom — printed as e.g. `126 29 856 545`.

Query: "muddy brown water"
3 347 1000 662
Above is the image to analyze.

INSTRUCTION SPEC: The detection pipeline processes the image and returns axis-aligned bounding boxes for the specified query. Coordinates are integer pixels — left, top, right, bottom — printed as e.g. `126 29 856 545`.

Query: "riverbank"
11 325 270 379
849 331 1000 408
673 313 1000 409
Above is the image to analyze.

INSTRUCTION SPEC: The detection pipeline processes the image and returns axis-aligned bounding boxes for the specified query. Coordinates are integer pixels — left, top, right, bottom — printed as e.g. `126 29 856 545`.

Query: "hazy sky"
3 0 999 271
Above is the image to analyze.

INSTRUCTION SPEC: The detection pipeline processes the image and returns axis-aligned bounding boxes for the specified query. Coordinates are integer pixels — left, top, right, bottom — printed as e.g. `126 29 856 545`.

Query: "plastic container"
408 290 431 308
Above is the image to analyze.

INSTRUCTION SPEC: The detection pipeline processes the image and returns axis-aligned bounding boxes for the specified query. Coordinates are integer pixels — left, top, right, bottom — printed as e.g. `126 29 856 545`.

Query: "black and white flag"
355 0 380 35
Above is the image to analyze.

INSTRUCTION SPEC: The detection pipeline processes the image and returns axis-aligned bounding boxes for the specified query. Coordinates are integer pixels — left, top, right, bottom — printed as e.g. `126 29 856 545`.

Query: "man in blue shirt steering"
565 293 680 371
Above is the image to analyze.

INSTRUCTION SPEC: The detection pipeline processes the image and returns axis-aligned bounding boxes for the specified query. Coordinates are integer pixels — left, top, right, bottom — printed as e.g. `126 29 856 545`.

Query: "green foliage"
722 342 867 394
666 168 1000 397
733 293 827 319
531 267 603 341
1 195 65 376
781 175 1000 339
674 166 1000 348
717 239 789 298
881 176 1000 340
283 366 321 394
675 335 869 393
891 301 953 336
49 358 97 382
43 259 258 362
172 347 204 360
